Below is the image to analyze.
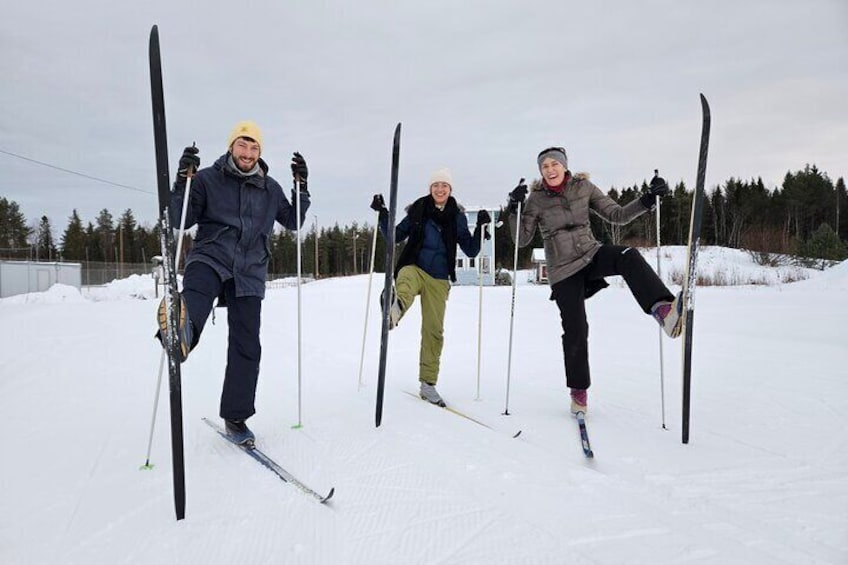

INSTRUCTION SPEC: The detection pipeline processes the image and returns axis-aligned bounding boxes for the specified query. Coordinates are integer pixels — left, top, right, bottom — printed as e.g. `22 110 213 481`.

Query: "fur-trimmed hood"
532 171 590 192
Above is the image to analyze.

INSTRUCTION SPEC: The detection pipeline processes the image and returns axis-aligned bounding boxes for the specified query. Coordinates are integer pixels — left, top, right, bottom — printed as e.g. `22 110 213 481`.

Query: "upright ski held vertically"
149 24 186 519
681 93 711 445
375 123 401 427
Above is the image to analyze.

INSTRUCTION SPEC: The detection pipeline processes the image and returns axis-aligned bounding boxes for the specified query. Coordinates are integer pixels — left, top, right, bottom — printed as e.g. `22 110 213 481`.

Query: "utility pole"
313 214 319 279
352 232 359 274
119 223 124 278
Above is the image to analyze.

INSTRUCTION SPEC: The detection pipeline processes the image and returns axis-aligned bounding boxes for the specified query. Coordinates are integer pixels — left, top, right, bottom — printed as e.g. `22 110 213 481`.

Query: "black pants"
182 262 263 421
551 245 673 390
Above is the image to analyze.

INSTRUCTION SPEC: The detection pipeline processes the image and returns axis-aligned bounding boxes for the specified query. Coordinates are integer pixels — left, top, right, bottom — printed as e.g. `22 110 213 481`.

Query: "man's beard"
236 157 256 172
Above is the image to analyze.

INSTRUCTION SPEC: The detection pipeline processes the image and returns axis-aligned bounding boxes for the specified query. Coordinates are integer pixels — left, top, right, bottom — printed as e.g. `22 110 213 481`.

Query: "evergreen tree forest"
2 165 846 281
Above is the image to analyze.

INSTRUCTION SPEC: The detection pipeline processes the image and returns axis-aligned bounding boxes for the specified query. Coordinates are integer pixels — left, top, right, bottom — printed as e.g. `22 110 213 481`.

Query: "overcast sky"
2 0 846 236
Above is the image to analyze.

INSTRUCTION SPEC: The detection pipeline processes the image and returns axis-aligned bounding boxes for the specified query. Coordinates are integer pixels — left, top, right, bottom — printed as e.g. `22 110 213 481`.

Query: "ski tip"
321 487 336 504
512 430 522 439
150 24 159 39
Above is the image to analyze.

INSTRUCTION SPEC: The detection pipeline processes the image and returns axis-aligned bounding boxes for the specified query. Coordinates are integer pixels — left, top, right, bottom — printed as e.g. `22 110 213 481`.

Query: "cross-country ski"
202 418 334 504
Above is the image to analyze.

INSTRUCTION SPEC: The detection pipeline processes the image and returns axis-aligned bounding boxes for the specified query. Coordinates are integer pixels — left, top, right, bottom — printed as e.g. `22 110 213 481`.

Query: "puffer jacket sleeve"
507 194 540 249
588 182 647 225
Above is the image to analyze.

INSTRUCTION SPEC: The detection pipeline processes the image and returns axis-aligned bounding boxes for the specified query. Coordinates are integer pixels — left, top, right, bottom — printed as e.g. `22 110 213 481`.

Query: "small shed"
0 261 82 298
531 248 547 284
454 207 498 286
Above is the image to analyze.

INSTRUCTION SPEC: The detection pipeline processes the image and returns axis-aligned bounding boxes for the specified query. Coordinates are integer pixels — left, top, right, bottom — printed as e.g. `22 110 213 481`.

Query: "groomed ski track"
2 267 846 564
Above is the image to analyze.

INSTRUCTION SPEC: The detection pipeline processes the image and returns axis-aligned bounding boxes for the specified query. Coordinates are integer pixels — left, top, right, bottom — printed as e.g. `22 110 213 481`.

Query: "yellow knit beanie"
227 121 263 152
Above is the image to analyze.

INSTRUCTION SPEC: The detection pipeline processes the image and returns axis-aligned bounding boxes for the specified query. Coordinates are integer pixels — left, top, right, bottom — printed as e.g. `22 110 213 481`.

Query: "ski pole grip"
186 142 197 178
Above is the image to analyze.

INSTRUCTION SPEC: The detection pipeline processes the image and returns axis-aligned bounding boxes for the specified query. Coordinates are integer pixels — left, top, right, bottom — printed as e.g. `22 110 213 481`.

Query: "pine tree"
85 222 101 261
35 216 57 261
835 177 847 242
0 197 31 255
118 209 138 264
95 209 115 263
798 223 847 269
61 210 87 260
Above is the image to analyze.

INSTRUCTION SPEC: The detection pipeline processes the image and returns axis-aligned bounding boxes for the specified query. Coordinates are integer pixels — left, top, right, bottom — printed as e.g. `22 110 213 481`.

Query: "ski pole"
357 213 380 390
654 169 667 430
142 156 194 471
475 211 488 401
503 188 523 416
293 177 304 429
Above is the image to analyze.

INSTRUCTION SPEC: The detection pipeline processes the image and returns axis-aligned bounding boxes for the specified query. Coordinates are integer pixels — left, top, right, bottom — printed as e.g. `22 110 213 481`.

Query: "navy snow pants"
182 262 262 421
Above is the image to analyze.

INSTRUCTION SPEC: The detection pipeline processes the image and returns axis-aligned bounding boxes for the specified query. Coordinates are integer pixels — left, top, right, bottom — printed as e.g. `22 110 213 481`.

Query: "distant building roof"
532 248 546 263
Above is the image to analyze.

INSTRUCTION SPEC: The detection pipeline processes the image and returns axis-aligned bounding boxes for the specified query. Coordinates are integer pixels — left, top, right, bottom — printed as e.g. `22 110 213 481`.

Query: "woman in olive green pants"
371 168 490 406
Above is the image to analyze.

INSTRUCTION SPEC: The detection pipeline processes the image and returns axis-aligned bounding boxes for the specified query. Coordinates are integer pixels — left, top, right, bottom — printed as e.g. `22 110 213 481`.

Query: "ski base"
403 390 522 438
202 418 334 504
574 412 594 458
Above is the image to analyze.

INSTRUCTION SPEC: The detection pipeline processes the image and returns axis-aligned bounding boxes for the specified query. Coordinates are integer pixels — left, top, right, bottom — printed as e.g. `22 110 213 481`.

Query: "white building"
531 248 547 284
0 261 82 298
454 208 498 286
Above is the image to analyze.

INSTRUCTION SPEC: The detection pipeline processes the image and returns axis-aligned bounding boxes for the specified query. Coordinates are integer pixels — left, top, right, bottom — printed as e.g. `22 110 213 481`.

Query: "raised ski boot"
380 286 405 330
156 292 193 362
651 292 684 338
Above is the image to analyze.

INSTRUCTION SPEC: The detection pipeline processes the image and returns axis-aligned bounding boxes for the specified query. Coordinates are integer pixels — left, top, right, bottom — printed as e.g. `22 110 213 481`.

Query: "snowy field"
1 247 846 564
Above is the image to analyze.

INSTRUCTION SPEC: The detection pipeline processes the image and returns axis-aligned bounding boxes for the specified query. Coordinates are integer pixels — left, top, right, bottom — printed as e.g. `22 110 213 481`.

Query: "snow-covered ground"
1 248 846 564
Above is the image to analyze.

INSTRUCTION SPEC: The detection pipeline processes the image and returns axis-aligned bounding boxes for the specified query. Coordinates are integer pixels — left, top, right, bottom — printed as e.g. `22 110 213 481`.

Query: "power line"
0 148 154 195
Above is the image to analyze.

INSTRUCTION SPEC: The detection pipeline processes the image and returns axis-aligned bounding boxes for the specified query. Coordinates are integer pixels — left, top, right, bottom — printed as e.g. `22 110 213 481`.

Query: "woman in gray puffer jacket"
506 146 681 415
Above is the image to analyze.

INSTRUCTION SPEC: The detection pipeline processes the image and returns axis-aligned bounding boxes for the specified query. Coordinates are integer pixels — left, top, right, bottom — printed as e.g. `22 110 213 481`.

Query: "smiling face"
540 157 567 187
230 137 261 172
430 181 451 206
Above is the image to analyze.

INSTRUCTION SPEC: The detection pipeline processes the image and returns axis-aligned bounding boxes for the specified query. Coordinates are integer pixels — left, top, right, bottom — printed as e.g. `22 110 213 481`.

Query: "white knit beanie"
429 167 453 189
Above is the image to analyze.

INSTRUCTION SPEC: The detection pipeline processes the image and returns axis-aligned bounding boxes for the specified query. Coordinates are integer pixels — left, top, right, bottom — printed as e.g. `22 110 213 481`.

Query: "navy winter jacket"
170 153 309 298
380 196 481 281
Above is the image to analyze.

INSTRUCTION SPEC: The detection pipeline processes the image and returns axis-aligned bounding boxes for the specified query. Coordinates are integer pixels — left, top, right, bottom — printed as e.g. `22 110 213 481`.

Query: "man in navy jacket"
160 120 310 443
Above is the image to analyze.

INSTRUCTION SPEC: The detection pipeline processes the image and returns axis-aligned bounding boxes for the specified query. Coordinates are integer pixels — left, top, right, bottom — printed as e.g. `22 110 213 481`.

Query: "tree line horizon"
2 164 846 278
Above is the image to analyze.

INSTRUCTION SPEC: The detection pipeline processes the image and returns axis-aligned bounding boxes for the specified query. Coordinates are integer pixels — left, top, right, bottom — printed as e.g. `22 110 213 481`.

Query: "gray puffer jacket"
509 172 648 287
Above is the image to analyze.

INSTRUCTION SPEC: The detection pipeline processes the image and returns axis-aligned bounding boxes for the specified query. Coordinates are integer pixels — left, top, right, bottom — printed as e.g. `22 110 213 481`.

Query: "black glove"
291 152 308 184
291 186 310 203
506 178 528 213
176 145 200 183
477 209 491 225
370 194 386 212
370 194 388 223
473 223 492 241
640 170 670 208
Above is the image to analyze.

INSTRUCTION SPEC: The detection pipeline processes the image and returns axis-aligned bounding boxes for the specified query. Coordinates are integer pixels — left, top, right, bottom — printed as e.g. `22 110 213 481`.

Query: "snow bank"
0 248 839 306
0 283 85 305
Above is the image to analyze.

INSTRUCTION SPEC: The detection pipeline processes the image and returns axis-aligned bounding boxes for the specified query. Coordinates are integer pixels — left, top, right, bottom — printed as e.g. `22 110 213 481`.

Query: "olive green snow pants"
395 265 451 385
